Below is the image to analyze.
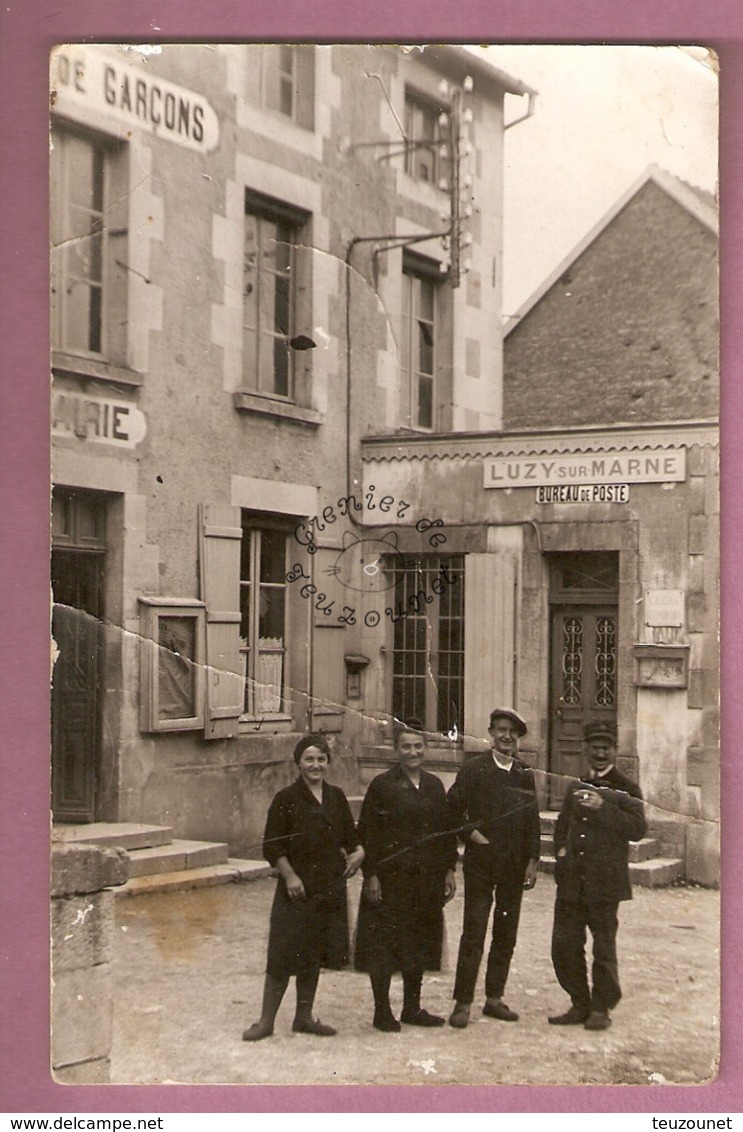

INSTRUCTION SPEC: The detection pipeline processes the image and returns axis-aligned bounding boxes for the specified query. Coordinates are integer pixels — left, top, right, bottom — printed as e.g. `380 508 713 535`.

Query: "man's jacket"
553 775 646 904
447 753 541 878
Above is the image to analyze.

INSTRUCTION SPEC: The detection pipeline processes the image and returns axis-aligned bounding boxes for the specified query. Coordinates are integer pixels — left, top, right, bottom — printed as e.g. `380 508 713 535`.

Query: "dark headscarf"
292 733 331 764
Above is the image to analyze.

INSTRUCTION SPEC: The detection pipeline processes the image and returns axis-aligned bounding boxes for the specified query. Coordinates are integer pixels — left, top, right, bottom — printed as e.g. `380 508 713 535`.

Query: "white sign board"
51 47 220 154
644 589 685 628
52 391 147 448
484 448 686 489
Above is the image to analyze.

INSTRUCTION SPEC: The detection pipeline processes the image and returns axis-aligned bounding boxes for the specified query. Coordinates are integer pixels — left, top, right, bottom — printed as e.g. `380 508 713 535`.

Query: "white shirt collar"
492 751 514 772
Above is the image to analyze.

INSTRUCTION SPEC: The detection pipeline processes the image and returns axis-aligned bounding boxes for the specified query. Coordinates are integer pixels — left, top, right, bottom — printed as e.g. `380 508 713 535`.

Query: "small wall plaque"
644 589 685 628
633 643 689 688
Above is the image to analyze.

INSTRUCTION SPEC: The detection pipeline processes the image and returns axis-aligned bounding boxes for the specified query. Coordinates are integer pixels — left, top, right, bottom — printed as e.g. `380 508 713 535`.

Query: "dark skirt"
354 866 445 974
266 878 351 978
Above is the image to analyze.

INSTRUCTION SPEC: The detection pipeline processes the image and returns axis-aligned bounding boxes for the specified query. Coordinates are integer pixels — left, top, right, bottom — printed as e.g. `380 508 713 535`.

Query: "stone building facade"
50 44 532 855
50 48 718 882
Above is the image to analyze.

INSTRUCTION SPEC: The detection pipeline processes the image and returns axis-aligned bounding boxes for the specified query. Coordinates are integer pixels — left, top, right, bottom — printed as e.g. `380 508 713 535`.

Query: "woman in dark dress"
354 722 458 1031
242 735 364 1041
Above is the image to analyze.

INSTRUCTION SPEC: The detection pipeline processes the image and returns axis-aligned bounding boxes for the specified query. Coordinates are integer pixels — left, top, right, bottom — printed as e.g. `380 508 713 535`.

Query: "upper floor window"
51 129 104 355
243 192 309 400
249 44 315 130
404 89 449 188
50 127 128 363
402 255 441 429
50 127 129 366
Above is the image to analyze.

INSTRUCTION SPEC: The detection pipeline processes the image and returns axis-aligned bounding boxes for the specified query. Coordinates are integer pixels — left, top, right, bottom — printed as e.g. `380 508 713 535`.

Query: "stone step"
630 857 685 888
53 822 174 852
116 858 273 897
647 818 687 861
126 839 230 878
629 838 661 863
538 854 684 887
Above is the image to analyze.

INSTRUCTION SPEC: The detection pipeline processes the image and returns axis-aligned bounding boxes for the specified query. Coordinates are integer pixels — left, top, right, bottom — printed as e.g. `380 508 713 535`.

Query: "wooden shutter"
463 547 520 752
199 503 243 739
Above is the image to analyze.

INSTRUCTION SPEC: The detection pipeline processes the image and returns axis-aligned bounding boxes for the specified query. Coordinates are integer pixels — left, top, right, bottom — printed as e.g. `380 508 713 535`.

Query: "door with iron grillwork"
548 553 618 807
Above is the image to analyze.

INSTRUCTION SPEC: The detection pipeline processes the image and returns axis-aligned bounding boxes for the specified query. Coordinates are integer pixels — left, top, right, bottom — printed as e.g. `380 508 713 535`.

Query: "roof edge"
420 44 536 98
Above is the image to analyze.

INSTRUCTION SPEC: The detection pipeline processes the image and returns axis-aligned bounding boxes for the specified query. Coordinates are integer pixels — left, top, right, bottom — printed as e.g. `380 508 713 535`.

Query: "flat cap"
488 707 527 737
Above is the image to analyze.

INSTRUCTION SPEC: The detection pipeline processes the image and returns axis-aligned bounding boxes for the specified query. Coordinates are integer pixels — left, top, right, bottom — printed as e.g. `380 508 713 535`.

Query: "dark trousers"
551 897 621 1014
452 848 525 1004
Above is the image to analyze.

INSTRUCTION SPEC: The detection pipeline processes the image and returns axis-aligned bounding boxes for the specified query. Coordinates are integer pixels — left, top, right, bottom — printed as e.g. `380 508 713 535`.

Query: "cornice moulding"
361 422 719 464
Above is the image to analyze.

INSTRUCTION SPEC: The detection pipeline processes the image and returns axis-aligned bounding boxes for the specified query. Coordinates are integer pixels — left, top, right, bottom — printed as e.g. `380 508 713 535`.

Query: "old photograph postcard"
46 41 722 1091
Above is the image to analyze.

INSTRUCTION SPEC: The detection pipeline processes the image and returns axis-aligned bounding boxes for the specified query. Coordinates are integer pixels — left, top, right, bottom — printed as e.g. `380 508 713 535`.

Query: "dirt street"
111 874 718 1088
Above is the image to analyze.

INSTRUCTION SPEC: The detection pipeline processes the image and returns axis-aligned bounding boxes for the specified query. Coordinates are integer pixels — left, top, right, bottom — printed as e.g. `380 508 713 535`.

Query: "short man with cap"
446 707 541 1029
549 720 646 1031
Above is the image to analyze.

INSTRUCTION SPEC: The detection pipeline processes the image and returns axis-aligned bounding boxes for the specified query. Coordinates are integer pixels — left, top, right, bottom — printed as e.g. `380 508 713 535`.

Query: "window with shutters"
243 192 310 402
50 125 131 380
240 515 291 718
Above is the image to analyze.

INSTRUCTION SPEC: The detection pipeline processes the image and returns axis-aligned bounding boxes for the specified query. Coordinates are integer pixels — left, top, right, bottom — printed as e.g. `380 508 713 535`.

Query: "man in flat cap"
548 720 646 1031
447 707 541 1029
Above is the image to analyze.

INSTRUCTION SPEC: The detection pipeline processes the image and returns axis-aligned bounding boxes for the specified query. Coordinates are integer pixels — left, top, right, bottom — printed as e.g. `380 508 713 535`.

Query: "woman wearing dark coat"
242 735 364 1041
354 722 458 1031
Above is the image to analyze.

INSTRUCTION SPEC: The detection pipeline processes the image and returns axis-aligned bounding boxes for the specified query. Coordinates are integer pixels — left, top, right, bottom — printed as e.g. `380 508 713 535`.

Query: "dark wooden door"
548 604 618 807
51 491 106 822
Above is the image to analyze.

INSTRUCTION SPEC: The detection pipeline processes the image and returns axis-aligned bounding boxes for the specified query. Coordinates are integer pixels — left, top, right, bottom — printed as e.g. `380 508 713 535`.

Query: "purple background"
1 0 739 1114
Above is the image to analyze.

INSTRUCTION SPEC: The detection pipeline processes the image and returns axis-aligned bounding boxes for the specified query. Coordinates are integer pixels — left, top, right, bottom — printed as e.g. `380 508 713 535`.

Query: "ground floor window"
239 516 289 716
390 554 464 735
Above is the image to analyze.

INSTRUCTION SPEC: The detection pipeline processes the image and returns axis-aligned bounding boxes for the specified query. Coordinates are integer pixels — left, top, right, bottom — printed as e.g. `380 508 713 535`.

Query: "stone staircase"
538 812 685 887
56 804 684 895
52 823 272 896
